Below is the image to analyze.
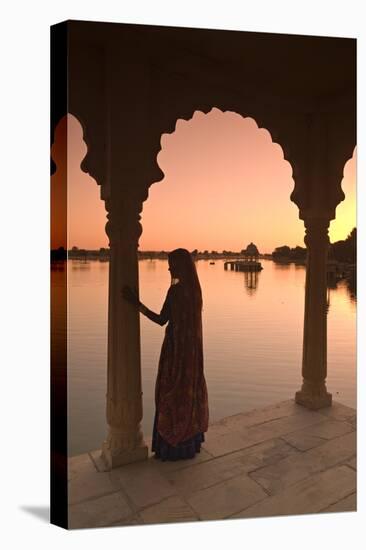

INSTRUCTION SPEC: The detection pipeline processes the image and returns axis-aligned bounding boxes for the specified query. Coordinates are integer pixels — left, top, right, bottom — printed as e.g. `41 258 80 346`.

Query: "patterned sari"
141 281 209 459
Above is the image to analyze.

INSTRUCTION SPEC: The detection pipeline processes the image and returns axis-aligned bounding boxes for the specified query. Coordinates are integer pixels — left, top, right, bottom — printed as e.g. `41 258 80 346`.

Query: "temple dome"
243 243 259 258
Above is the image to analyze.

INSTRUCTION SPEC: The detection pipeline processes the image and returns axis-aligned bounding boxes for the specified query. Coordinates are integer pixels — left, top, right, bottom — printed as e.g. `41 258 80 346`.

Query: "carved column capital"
303 217 330 250
104 198 143 249
289 113 354 222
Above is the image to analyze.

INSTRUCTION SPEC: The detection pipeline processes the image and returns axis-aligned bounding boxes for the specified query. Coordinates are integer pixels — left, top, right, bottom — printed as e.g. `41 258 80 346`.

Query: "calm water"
67 258 356 456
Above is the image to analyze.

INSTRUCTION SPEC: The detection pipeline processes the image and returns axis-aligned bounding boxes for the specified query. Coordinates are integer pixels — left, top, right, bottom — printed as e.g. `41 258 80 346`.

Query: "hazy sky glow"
51 112 356 252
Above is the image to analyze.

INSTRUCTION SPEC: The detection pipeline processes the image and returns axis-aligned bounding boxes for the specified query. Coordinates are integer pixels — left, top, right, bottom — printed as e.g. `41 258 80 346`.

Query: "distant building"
242 242 260 261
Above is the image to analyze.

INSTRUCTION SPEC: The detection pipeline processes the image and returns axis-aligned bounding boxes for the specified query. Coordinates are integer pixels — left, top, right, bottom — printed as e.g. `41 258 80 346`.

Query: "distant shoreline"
52 249 274 261
50 252 356 272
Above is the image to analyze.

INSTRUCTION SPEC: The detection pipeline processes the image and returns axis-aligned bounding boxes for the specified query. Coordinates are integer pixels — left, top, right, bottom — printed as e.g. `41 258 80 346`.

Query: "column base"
295 380 332 410
101 440 148 470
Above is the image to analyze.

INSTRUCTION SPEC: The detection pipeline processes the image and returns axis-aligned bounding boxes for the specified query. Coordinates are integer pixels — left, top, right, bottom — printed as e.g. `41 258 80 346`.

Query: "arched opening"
54 111 356 458
138 108 356 431
52 114 109 456
326 147 356 405
139 108 301 427
142 108 300 251
329 147 356 243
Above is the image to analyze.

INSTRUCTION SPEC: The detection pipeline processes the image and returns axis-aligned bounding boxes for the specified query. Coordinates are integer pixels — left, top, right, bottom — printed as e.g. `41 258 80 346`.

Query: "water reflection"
273 260 292 270
145 259 157 270
346 272 356 303
67 258 356 456
326 274 357 313
51 260 66 272
71 260 91 271
244 270 260 295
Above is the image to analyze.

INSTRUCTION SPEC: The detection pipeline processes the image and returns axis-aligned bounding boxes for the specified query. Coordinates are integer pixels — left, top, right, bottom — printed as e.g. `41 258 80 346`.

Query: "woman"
122 248 209 461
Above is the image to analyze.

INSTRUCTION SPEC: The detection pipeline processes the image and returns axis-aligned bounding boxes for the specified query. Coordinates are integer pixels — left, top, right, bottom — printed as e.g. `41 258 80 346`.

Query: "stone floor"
68 399 357 529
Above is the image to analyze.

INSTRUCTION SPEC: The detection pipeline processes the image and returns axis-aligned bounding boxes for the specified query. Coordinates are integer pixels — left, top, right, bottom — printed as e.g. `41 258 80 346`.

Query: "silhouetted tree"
290 246 307 261
330 228 356 264
51 246 67 261
272 245 307 261
272 246 291 260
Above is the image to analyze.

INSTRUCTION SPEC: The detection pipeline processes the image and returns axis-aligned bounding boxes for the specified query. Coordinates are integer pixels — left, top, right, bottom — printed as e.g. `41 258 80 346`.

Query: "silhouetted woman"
122 248 209 461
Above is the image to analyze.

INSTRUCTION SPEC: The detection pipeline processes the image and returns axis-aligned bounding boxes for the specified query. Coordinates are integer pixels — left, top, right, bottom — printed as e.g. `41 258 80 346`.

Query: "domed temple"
224 243 263 271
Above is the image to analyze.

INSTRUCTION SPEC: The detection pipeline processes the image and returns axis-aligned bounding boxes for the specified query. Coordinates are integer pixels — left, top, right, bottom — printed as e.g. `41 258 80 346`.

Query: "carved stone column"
289 112 355 411
295 217 332 409
101 199 148 469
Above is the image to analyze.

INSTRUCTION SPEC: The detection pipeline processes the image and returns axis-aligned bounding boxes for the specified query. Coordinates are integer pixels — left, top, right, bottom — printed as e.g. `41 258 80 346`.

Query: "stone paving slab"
69 460 121 506
203 409 327 457
89 450 110 473
163 438 298 497
109 513 144 527
249 431 356 495
145 437 215 474
67 400 357 529
346 415 357 428
68 452 98 481
320 492 356 514
230 465 356 519
281 419 354 451
346 456 357 470
108 458 177 509
316 402 356 422
69 490 133 529
201 399 303 436
139 496 199 524
187 474 267 520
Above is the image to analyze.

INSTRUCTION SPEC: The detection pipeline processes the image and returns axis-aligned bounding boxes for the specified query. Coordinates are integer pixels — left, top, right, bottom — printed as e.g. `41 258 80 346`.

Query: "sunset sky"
51 111 356 254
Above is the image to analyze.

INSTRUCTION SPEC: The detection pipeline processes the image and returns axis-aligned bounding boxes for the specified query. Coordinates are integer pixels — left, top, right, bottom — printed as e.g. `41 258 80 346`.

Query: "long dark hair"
168 248 203 313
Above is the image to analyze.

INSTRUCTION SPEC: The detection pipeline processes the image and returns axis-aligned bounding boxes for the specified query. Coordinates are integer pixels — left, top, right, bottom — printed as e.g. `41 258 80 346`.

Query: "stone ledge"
202 408 328 457
67 400 357 529
204 399 312 437
316 402 356 422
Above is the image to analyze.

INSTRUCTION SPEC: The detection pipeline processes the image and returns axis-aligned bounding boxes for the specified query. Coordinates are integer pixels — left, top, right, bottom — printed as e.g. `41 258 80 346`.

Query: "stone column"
101 199 148 469
295 217 332 409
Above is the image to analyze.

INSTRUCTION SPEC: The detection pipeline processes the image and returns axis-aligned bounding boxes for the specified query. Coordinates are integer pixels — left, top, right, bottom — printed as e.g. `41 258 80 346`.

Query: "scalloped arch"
68 111 105 188
148 106 299 210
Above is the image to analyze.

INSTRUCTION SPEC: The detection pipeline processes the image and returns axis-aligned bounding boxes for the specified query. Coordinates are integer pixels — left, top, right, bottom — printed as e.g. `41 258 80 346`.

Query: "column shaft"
295 218 332 409
101 208 148 468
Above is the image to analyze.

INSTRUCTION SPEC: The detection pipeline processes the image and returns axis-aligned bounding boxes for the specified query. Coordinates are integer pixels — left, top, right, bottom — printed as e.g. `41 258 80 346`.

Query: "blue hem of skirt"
151 411 205 461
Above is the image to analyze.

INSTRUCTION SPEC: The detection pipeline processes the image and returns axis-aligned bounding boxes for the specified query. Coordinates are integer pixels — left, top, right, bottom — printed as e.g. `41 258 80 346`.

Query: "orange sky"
51 111 356 253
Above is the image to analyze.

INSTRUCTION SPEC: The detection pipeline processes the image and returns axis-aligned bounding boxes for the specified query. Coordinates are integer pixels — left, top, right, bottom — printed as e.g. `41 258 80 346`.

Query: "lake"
66 258 356 456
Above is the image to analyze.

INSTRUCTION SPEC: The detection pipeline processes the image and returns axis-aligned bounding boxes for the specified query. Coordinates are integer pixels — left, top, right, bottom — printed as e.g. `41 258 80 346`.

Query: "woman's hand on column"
121 285 140 307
